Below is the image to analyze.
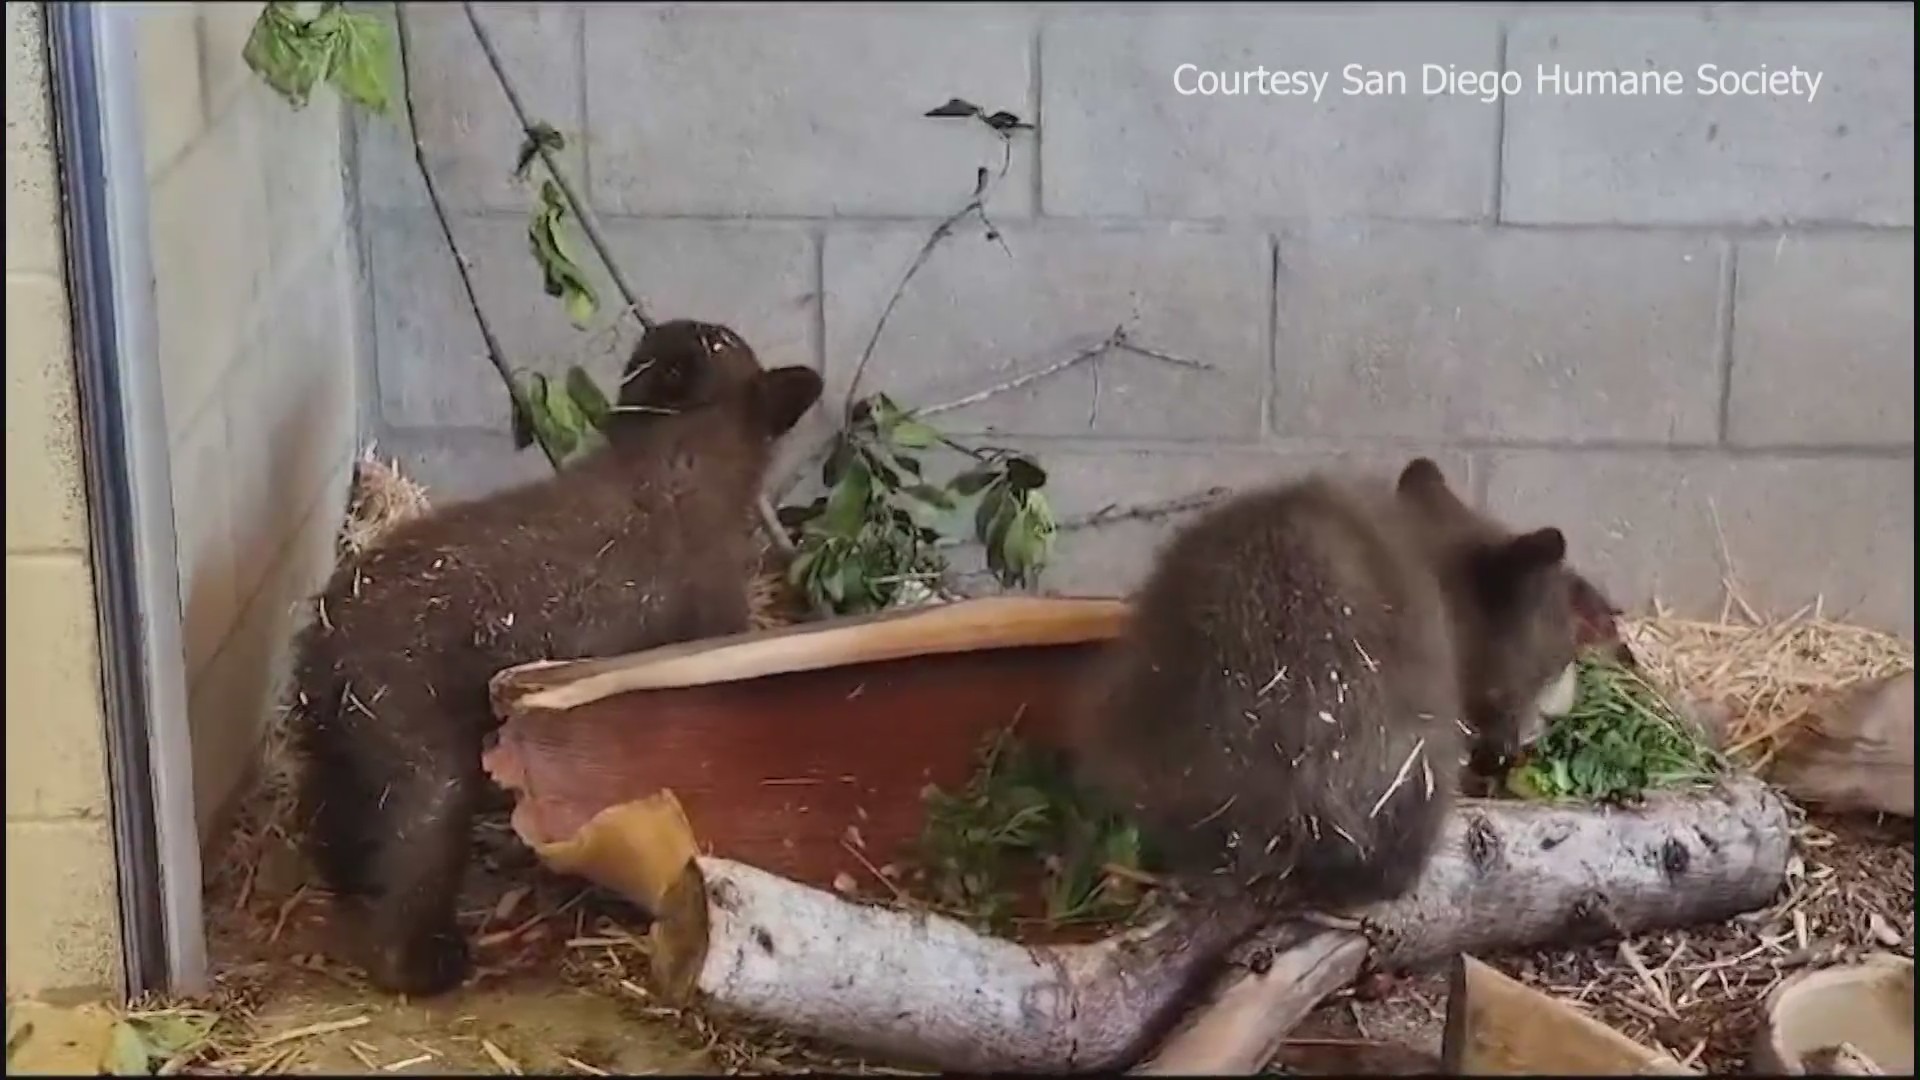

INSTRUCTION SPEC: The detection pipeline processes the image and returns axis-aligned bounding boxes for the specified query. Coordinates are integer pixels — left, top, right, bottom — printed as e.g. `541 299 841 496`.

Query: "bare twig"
1057 487 1235 532
392 4 560 472
459 2 793 554
460 2 649 333
840 166 1000 420
918 326 1216 418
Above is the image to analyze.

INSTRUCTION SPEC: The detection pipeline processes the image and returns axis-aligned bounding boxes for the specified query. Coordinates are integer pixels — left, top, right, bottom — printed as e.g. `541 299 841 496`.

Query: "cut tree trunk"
540 776 1793 1074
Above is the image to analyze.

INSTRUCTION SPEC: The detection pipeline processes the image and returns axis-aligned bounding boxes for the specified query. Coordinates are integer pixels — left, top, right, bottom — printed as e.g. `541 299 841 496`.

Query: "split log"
484 597 1126 894
1441 954 1696 1075
1750 954 1914 1076
541 776 1790 1074
1128 926 1369 1075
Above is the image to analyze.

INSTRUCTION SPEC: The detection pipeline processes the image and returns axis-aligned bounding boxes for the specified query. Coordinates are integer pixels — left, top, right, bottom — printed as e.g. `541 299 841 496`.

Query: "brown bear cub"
289 320 822 996
1069 458 1581 916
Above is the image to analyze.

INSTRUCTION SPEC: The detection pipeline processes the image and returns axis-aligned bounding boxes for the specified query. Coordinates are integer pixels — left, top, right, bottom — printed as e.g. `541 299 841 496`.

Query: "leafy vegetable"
1507 655 1723 804
915 726 1151 935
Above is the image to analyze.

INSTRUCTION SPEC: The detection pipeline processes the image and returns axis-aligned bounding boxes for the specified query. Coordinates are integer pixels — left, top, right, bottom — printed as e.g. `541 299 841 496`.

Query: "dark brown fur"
1069 458 1580 914
289 321 822 996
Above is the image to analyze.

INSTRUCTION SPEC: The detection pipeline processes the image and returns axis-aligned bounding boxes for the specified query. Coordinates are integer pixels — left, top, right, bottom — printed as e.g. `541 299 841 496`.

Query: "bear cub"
289 320 822 996
1070 458 1581 915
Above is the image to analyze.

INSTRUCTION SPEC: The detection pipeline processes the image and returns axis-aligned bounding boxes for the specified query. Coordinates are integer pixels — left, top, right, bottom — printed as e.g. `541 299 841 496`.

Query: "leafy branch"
780 394 1056 616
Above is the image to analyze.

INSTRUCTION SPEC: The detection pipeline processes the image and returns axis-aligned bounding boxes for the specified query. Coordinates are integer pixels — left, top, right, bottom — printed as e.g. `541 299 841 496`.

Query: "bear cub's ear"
1396 456 1472 516
1470 527 1569 602
754 367 824 437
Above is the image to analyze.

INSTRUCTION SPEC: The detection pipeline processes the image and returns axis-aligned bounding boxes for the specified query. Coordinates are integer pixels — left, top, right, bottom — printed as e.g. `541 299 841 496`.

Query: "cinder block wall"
357 3 1915 634
137 2 368 837
5 1 124 999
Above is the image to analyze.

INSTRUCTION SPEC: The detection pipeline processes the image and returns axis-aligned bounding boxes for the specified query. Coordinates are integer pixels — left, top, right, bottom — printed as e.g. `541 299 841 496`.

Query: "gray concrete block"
584 6 1034 217
1040 10 1501 220
358 3 584 215
1503 13 1915 226
822 224 1268 439
1269 223 1725 443
1483 449 1915 636
371 212 818 429
1729 233 1915 447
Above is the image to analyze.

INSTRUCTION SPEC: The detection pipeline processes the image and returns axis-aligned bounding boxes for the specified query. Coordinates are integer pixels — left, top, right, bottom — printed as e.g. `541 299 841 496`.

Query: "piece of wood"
495 595 1130 710
1442 954 1697 1075
1129 926 1369 1075
650 854 1263 1075
1751 954 1914 1076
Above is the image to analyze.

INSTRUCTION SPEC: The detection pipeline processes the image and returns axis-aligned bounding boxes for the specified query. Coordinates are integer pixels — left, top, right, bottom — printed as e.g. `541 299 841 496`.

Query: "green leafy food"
1507 655 1723 804
915 726 1153 935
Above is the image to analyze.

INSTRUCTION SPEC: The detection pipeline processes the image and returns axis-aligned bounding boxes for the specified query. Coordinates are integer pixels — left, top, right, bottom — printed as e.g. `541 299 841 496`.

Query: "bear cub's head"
1394 457 1581 777
613 319 823 442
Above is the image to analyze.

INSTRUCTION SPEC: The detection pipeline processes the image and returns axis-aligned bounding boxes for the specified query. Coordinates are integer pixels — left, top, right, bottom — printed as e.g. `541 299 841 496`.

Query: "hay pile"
1624 601 1914 770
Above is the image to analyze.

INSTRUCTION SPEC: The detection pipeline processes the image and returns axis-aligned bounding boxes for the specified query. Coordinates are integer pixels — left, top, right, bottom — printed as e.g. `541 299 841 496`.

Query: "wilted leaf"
318 8 394 115
924 98 981 119
242 4 331 108
950 468 998 497
982 110 1032 132
888 419 939 449
901 483 955 510
514 122 566 181
527 181 599 328
1004 454 1047 493
101 1022 153 1076
821 458 873 537
563 365 612 430
821 436 854 487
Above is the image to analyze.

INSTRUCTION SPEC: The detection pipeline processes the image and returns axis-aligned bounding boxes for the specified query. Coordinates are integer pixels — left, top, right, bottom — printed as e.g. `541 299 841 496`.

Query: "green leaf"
514 122 566 181
1004 454 1048 493
564 365 613 430
542 374 593 451
821 436 854 488
318 9 395 115
821 458 873 537
527 181 600 328
900 483 956 510
102 1022 153 1076
242 5 331 108
888 419 940 449
950 468 998 497
973 480 1011 544
519 373 577 460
